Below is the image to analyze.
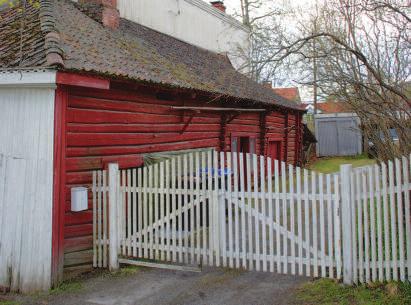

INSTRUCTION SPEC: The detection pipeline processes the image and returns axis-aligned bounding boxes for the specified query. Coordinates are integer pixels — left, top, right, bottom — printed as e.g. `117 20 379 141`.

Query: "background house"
0 0 304 292
272 87 302 104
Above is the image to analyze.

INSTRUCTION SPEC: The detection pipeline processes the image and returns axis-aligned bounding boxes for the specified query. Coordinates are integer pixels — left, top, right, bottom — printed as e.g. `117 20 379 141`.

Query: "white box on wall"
71 187 88 212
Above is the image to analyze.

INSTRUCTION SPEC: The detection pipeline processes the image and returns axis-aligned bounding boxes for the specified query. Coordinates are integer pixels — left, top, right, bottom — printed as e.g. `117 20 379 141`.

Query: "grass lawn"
295 279 411 305
308 154 376 174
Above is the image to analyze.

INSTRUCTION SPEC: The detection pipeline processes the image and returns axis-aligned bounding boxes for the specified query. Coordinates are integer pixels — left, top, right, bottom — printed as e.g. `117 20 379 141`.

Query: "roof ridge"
39 0 64 67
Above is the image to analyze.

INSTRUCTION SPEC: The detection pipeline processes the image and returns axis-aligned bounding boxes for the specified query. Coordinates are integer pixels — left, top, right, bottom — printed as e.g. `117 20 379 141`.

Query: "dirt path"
3 267 309 305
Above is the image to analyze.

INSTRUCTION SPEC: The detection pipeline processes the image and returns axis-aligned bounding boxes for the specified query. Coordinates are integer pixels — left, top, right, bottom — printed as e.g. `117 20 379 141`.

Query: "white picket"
403 156 411 280
281 162 287 274
143 166 148 259
303 169 310 277
289 164 295 275
206 151 213 266
201 152 208 266
227 152 234 268
362 170 370 283
165 160 171 262
127 169 132 257
233 152 240 268
253 154 260 271
326 174 333 278
275 160 281 273
220 152 227 267
368 166 376 281
159 163 165 261
239 153 247 269
334 173 341 279
267 158 274 273
177 156 183 263
213 150 220 267
97 170 102 267
296 167 303 276
189 153 195 263
195 152 201 263
374 164 383 282
137 168 143 258
261 156 267 272
104 170 108 267
311 171 318 277
170 158 177 263
132 169 137 258
381 162 391 281
246 154 254 270
92 171 97 267
395 158 405 281
389 161 398 281
319 173 325 277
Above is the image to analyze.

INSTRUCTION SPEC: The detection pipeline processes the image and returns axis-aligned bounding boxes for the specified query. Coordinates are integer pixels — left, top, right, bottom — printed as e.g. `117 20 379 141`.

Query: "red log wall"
57 83 303 277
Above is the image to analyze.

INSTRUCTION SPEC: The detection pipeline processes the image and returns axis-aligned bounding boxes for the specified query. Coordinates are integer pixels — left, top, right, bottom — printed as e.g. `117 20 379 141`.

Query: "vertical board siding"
63 87 302 273
0 88 55 292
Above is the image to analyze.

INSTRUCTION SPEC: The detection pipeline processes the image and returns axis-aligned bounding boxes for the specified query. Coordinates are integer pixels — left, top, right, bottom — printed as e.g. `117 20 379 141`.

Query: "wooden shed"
0 0 304 291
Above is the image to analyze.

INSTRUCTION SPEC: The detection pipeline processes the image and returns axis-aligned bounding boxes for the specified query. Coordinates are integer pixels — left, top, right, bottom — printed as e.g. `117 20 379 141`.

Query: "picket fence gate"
92 152 411 285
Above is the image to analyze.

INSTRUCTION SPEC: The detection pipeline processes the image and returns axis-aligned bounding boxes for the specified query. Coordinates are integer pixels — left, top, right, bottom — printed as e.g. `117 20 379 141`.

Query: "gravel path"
3 267 309 305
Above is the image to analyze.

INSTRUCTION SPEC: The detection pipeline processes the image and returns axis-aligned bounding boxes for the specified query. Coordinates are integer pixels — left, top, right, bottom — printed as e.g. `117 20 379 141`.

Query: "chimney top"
210 1 226 13
262 81 272 89
78 0 119 29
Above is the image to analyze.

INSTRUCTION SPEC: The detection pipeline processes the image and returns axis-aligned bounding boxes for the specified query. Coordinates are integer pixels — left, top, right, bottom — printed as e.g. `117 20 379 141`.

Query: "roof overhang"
0 69 57 89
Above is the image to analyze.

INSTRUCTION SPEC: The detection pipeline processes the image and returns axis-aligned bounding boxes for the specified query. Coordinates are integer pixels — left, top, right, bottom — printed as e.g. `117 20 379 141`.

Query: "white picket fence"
92 152 411 285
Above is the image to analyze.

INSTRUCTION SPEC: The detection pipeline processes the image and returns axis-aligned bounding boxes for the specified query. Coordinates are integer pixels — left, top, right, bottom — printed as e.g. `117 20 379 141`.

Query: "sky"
223 0 316 16
222 0 317 101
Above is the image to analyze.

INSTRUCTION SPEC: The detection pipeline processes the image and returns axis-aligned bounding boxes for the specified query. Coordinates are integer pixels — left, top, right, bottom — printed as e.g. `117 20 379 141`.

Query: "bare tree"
231 0 294 84
268 0 411 160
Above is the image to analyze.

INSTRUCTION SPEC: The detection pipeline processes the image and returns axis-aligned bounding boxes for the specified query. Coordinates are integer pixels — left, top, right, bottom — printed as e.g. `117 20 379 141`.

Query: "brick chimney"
210 1 226 13
262 81 272 89
78 0 120 29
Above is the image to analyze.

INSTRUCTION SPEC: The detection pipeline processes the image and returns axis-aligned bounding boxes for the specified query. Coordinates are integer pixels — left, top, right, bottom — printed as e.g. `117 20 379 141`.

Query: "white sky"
223 0 317 16
222 0 318 101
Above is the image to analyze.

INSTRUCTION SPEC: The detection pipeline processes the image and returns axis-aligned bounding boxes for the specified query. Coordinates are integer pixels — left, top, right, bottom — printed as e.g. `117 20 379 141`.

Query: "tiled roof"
0 0 303 111
272 87 301 103
301 101 352 113
317 101 352 113
0 1 46 67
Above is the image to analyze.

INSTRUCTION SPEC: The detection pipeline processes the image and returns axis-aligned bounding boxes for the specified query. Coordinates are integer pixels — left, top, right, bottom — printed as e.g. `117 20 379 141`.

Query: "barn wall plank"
62 86 302 273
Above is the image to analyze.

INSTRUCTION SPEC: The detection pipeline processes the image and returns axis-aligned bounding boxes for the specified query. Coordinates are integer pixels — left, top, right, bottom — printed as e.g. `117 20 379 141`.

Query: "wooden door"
268 141 281 162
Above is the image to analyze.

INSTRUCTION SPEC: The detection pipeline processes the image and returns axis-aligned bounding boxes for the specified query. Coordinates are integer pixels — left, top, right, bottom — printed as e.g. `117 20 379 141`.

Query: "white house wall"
0 71 56 292
117 0 251 72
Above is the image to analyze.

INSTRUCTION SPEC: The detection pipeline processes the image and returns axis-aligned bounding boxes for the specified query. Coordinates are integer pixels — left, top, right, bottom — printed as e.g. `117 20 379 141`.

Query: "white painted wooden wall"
0 81 55 292
117 0 251 72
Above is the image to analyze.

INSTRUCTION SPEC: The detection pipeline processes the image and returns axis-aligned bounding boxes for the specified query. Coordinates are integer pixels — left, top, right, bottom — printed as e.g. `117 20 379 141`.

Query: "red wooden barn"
0 0 304 290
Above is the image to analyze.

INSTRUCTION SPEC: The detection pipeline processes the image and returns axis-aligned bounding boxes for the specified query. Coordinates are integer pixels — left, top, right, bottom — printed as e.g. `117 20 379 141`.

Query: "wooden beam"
226 112 241 124
171 106 266 112
118 258 202 273
181 113 196 134
56 72 110 90
220 113 228 151
260 112 267 156
51 86 68 287
284 113 289 162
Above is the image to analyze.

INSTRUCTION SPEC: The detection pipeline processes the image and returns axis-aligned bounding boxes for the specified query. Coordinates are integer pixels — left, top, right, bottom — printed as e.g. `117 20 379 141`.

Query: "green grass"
49 279 83 295
308 155 376 174
0 301 21 305
295 279 411 305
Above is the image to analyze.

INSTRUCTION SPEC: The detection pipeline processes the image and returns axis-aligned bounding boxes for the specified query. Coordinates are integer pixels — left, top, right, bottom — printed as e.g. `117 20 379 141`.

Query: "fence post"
341 164 353 285
108 163 119 271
